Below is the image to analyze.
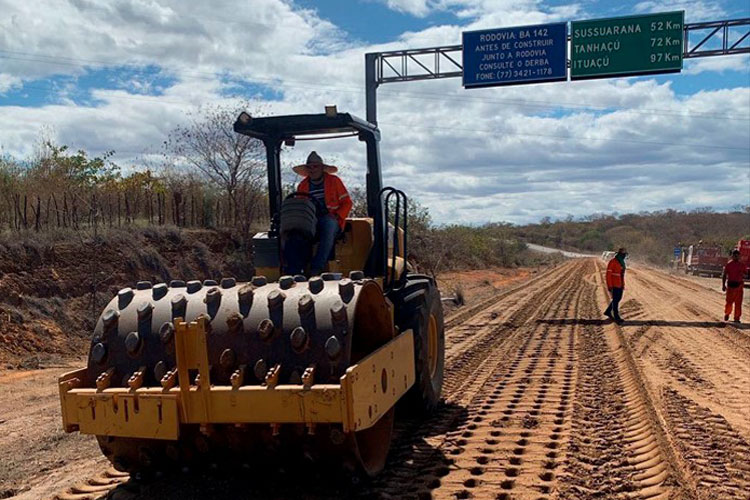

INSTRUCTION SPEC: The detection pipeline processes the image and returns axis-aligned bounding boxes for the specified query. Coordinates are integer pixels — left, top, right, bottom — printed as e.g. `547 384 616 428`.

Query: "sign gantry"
365 13 750 124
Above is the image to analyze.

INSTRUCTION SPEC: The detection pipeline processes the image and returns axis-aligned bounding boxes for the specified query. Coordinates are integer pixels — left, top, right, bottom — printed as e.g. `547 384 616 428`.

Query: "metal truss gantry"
365 18 750 124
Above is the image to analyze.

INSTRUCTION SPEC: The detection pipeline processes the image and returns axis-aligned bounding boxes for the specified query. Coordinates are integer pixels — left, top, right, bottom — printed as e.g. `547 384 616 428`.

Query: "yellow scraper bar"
59 319 414 439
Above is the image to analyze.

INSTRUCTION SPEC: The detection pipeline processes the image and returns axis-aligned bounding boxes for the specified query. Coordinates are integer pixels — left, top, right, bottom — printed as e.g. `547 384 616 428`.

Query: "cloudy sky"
0 0 748 224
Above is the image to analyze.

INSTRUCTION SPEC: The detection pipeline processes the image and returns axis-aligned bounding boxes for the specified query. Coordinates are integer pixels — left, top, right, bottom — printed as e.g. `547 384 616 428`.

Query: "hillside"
510 208 750 264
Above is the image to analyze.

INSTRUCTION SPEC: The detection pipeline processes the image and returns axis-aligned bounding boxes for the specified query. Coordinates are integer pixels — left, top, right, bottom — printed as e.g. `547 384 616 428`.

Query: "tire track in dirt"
618 266 750 500
433 262 585 499
631 270 725 323
634 268 750 357
371 259 679 499
663 350 715 391
364 260 587 499
442 264 579 399
53 470 129 500
558 261 678 500
442 266 560 331
663 388 750 498
47 262 583 500
443 266 566 359
625 268 750 438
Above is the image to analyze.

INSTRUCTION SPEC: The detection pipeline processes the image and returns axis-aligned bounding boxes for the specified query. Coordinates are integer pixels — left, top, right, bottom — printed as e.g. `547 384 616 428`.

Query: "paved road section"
526 243 594 259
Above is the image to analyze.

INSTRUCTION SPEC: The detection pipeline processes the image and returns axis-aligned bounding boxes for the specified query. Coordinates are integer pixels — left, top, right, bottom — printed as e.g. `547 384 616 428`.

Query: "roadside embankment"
0 227 252 368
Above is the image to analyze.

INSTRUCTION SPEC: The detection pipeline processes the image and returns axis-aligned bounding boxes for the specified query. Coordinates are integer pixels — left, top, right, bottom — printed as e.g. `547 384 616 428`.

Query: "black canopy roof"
233 112 380 142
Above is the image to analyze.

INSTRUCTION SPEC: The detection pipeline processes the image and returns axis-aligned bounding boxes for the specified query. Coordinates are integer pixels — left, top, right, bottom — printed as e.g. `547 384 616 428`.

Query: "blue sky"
0 0 748 224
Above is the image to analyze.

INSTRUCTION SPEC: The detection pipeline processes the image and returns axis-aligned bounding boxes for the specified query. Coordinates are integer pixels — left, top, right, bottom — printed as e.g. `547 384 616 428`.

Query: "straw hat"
292 151 338 176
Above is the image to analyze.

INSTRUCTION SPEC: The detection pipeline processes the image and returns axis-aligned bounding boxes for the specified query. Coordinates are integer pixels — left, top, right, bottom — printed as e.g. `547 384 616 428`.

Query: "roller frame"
59 317 414 438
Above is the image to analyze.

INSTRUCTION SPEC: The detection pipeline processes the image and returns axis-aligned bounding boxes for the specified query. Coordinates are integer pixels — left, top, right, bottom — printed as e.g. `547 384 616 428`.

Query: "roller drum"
87 275 396 477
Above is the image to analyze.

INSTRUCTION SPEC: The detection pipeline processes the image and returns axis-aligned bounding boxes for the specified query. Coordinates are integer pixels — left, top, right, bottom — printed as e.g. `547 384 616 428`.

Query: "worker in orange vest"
604 248 627 324
722 249 747 323
283 151 352 276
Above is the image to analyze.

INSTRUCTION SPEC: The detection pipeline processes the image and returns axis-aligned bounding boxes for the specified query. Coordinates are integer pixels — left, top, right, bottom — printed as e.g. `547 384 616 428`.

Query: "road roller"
58 108 445 478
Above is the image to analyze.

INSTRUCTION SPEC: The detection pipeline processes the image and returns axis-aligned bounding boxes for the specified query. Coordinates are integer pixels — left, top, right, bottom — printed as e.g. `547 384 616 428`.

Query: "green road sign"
571 11 684 80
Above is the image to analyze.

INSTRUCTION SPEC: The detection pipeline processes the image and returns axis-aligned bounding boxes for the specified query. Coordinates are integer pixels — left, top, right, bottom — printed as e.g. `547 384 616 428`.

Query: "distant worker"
604 248 627 325
283 151 352 276
722 249 747 323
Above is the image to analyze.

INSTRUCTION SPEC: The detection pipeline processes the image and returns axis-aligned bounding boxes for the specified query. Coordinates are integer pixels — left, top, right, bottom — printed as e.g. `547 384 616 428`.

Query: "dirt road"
0 364 108 500
3 260 749 499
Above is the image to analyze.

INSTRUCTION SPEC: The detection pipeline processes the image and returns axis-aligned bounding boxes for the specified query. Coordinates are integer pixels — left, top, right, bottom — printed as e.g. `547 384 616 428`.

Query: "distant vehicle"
601 250 616 262
685 244 727 277
736 239 750 280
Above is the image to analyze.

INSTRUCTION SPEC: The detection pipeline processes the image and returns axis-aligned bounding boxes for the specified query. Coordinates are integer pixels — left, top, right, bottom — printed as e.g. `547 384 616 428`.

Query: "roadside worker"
283 151 352 276
604 248 627 324
722 249 747 323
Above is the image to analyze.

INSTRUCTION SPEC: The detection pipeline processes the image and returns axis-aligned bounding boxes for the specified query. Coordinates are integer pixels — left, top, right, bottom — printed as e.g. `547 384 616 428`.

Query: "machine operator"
283 151 352 276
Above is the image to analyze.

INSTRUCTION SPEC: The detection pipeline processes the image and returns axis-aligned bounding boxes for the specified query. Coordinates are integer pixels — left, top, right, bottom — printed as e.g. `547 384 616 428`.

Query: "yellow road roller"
58 108 445 478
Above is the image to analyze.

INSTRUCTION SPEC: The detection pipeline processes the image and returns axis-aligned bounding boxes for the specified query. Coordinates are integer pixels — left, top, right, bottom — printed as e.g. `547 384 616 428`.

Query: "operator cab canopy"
233 107 380 143
231 106 389 281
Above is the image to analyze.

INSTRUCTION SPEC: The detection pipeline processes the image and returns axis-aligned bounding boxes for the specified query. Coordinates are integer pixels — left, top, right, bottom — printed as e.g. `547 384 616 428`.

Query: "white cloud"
440 0 581 22
377 0 583 23
0 0 350 84
685 54 750 74
0 0 748 225
0 74 22 93
382 0 434 17
633 1 725 22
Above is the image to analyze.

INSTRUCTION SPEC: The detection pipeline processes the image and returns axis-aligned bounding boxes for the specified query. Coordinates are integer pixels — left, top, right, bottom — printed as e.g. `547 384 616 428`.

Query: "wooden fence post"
33 196 41 231
23 194 28 229
62 192 69 228
52 193 60 228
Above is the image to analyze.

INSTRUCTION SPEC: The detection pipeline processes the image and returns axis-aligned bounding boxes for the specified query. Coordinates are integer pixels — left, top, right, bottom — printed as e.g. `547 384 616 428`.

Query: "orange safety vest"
298 173 352 230
606 258 624 288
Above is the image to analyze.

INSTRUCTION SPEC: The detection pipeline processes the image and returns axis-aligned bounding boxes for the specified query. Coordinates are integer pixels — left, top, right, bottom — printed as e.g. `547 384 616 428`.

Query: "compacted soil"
2 260 749 499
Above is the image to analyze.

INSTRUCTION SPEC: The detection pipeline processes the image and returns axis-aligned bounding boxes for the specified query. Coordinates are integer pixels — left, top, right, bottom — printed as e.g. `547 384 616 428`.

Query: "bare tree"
164 100 266 234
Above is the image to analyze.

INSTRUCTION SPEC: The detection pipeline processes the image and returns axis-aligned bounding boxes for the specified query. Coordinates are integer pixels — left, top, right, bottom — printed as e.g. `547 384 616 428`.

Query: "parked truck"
685 243 727 277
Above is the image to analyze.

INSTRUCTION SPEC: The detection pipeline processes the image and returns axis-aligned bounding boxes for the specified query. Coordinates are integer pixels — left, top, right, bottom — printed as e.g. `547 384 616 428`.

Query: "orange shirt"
724 260 747 283
606 258 624 288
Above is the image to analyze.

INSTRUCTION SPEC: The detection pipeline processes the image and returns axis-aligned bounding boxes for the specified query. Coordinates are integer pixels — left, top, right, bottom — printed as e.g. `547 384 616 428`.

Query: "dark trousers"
282 215 339 276
605 287 623 321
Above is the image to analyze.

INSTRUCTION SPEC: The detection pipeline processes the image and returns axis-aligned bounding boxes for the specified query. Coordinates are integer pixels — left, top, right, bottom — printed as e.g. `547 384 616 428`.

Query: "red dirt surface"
4 256 749 500
437 267 536 314
0 265 527 500
0 228 251 368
